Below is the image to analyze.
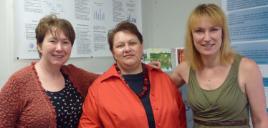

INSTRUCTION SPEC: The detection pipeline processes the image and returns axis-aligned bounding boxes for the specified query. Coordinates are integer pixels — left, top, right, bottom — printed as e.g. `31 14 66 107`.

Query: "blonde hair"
184 3 235 70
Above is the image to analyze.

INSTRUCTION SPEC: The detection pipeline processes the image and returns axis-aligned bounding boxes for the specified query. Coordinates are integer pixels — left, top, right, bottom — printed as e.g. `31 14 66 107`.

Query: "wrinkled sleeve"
0 78 22 127
168 74 187 128
177 89 187 128
79 85 103 128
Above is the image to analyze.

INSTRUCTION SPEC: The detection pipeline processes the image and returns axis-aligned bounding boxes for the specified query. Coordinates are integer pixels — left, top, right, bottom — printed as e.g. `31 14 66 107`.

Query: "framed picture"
143 48 172 72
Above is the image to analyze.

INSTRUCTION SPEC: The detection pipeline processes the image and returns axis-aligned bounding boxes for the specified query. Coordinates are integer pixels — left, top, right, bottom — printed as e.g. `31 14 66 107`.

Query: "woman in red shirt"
79 21 186 128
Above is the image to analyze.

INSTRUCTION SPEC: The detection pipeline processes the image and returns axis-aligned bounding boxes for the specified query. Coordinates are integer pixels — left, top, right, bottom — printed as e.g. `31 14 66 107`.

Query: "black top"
46 73 83 128
123 72 156 128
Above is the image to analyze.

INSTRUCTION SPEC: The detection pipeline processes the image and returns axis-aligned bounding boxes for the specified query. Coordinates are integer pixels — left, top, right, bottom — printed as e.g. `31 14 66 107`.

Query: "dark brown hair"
107 21 143 51
35 15 75 56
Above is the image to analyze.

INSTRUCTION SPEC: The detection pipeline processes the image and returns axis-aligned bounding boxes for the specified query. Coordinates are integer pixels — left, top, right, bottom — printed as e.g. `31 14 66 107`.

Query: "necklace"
114 63 149 98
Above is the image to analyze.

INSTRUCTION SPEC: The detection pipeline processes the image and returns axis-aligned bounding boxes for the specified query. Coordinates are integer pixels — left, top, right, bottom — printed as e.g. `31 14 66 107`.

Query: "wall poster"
222 0 268 111
14 0 142 59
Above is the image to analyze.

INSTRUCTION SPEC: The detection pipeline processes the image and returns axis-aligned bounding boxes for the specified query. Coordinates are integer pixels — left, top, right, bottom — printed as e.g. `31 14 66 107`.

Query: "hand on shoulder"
147 61 161 69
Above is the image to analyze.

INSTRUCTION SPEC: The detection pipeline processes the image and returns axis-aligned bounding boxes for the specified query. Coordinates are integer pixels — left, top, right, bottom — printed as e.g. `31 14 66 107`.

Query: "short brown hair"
35 15 75 56
107 21 143 52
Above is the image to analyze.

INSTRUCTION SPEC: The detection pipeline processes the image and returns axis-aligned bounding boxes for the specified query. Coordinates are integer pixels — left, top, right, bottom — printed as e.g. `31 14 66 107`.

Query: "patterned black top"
46 73 83 128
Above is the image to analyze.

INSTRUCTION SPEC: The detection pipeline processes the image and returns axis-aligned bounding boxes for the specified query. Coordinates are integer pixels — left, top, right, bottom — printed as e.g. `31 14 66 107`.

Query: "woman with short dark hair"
0 15 99 128
79 21 186 128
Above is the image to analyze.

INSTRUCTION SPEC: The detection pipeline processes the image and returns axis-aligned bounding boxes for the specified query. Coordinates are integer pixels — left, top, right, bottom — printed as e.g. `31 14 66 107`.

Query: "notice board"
222 0 268 111
14 0 142 59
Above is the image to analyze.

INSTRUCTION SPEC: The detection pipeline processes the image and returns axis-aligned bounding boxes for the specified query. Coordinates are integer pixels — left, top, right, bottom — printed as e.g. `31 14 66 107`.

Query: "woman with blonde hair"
170 3 268 128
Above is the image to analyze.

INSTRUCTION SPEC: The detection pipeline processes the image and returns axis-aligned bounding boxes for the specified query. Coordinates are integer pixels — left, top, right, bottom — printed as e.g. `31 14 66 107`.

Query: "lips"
52 54 65 58
202 43 214 48
123 54 134 57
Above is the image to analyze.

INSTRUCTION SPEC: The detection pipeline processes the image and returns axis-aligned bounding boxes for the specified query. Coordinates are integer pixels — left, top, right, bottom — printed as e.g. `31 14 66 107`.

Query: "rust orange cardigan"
0 63 99 128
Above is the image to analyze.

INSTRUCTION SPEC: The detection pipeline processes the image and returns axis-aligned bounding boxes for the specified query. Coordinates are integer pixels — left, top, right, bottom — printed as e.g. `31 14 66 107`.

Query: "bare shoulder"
239 57 268 124
239 57 259 73
239 57 262 89
170 61 190 87
175 61 189 74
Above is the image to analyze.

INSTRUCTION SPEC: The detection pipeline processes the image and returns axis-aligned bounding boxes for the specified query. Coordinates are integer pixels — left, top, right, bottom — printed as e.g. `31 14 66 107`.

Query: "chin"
125 62 141 67
201 51 218 56
51 60 67 66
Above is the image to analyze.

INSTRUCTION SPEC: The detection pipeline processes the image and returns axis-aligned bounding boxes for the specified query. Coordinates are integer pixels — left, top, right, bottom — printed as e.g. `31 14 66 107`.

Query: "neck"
115 63 149 98
201 54 221 69
116 63 143 75
35 60 62 77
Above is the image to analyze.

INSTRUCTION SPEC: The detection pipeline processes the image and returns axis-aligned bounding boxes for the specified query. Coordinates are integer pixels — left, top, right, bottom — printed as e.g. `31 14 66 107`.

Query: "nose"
55 42 63 51
204 31 211 41
123 44 132 52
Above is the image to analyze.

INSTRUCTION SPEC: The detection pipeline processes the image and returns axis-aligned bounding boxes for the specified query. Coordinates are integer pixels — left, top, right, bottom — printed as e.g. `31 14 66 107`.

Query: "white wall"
0 0 220 87
142 0 221 48
0 0 11 86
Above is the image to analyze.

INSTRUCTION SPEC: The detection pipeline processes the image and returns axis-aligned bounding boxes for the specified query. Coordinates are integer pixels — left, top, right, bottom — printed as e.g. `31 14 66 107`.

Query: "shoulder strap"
231 54 243 76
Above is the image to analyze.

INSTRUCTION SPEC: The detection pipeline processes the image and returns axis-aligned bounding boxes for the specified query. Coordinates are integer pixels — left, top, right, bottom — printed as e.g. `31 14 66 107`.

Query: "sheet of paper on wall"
14 0 142 59
143 48 172 72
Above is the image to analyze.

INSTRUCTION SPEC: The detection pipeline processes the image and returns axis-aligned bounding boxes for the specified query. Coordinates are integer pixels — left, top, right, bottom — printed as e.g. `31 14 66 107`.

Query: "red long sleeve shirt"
79 64 186 128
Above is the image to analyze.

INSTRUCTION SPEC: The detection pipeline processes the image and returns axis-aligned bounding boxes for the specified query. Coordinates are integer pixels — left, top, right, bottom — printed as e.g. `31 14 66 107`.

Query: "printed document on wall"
14 0 142 59
222 0 268 110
